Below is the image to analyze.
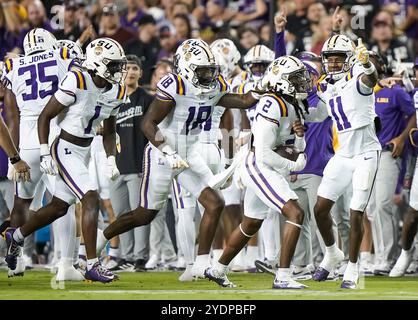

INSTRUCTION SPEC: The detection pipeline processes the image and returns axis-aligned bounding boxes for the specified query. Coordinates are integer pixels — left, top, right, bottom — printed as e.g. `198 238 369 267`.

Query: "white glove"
40 144 57 176
161 145 189 170
289 153 307 172
7 160 18 181
105 155 120 180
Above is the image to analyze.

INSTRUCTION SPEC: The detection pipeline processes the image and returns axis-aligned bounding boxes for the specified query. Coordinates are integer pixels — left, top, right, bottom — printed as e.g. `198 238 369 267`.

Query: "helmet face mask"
262 56 310 100
321 51 351 78
103 58 127 83
248 62 270 78
243 45 274 82
192 64 219 88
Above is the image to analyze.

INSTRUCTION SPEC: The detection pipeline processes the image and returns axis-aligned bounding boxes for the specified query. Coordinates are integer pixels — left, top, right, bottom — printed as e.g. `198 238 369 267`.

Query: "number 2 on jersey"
18 61 59 101
329 96 351 131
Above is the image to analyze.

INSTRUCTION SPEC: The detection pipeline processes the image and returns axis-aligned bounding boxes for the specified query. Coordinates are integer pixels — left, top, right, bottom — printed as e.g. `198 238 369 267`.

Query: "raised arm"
274 6 287 58
356 39 378 89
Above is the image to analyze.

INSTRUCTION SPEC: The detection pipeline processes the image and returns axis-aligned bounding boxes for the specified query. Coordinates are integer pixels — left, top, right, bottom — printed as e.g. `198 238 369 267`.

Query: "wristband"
40 143 50 156
9 154 21 165
363 63 376 75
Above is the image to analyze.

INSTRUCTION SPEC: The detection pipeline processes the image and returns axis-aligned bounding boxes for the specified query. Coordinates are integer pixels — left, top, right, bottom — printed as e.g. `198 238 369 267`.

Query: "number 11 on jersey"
329 96 351 131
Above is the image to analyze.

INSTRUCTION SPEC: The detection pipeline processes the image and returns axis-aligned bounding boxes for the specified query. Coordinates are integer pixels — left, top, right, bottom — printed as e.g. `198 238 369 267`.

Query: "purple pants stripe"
244 153 283 211
139 144 151 209
251 154 287 205
52 139 84 200
177 181 185 209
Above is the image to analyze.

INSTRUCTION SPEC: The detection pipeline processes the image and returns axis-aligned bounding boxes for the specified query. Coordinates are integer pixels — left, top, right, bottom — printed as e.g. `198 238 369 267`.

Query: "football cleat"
255 259 277 275
272 278 307 289
84 262 118 283
204 267 236 288
292 266 313 280
389 254 412 278
8 256 25 277
340 280 357 289
4 228 24 271
179 265 197 282
56 265 85 281
313 248 344 281
312 267 330 281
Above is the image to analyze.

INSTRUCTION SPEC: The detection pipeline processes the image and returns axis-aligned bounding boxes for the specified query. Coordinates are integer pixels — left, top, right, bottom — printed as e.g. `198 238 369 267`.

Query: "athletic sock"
87 258 99 271
275 268 291 281
213 261 228 276
13 228 25 242
343 261 359 282
108 247 119 259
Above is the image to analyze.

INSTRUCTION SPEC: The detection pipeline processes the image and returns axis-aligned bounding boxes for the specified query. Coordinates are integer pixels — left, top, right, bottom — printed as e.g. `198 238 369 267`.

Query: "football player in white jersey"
2 28 78 276
174 39 239 281
4 37 127 283
205 55 328 289
100 39 265 278
312 35 381 289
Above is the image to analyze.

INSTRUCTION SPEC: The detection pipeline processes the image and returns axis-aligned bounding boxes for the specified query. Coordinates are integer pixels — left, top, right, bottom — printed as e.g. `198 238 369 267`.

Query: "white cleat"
145 255 160 270
313 248 344 281
191 263 211 279
8 256 25 277
389 253 412 277
273 278 308 289
179 264 196 282
291 266 312 280
56 265 85 281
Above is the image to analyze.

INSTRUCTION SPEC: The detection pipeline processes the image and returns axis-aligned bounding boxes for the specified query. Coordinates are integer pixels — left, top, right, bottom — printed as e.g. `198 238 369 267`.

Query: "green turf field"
1 270 418 300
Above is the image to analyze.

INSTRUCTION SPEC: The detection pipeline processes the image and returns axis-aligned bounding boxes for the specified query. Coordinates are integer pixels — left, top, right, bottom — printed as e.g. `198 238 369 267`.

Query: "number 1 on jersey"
85 106 102 134
329 96 351 131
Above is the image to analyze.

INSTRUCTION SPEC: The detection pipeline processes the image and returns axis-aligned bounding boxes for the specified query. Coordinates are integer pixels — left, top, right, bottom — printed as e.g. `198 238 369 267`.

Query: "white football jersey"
3 47 76 119
156 73 230 155
317 64 381 156
54 70 127 139
199 105 225 143
252 93 296 147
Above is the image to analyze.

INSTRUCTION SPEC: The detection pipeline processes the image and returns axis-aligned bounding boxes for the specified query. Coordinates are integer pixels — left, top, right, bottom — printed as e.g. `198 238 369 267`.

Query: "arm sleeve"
274 31 286 58
253 116 294 172
54 72 77 106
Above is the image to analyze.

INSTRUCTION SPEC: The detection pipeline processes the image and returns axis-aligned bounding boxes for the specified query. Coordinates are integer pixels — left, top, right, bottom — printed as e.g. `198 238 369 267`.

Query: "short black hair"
137 14 156 27
126 55 142 69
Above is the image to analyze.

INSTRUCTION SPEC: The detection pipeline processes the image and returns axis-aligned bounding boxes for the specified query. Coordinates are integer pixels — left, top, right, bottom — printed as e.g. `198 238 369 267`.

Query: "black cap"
138 14 156 27
126 55 142 69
